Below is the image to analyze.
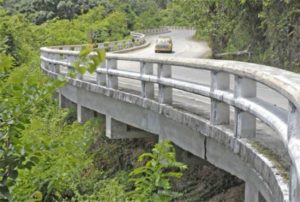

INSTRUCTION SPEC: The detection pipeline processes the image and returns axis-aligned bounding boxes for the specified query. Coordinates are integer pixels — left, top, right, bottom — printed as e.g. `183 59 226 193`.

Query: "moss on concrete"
249 140 289 183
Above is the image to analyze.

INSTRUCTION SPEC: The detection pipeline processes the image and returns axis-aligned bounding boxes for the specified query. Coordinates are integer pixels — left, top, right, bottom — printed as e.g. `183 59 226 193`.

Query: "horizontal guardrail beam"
40 26 300 202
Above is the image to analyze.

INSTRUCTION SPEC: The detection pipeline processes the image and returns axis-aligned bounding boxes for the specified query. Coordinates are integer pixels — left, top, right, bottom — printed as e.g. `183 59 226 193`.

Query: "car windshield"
157 39 171 44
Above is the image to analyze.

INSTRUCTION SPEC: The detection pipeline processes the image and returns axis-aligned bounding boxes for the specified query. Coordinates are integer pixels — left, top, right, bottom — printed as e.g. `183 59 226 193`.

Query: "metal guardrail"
46 27 172 52
40 27 300 202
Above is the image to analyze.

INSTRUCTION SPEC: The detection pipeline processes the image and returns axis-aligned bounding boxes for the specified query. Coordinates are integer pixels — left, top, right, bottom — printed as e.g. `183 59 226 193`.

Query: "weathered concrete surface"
106 115 154 139
40 28 300 202
53 75 288 201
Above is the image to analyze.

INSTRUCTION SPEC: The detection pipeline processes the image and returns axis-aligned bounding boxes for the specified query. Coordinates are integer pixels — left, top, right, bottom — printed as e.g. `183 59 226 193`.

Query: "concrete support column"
58 92 76 110
96 62 107 86
234 76 256 138
106 116 153 139
245 182 259 202
288 102 300 202
77 104 95 123
58 92 67 108
140 62 154 99
210 71 230 125
107 59 118 89
158 64 172 104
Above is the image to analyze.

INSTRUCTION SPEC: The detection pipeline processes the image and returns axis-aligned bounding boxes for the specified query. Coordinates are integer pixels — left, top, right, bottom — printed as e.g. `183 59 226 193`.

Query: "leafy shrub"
128 140 187 202
11 108 99 201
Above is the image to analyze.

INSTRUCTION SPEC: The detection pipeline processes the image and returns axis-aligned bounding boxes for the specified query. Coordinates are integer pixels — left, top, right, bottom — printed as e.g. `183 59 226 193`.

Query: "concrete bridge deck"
40 27 300 202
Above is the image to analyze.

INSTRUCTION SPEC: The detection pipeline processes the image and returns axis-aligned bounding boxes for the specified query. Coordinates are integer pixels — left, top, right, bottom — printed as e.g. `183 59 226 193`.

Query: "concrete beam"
56 82 286 202
106 115 154 139
77 104 95 123
58 92 76 109
205 136 273 202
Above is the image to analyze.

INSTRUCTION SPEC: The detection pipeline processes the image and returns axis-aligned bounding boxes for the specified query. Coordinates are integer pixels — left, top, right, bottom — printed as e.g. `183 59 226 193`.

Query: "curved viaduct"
40 27 300 202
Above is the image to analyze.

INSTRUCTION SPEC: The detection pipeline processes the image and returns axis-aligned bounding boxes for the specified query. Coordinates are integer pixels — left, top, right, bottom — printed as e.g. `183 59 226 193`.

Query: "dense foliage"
0 1 186 201
0 0 298 201
2 0 99 24
128 140 187 201
174 0 300 70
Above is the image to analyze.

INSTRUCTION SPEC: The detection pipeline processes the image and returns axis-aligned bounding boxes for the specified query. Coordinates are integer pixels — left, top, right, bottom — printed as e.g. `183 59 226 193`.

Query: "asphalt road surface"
60 29 290 166
110 29 290 166
117 29 288 111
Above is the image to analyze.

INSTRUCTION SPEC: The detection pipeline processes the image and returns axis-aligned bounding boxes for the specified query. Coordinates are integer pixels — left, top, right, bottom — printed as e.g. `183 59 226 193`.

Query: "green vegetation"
0 0 298 201
174 0 300 70
250 140 289 183
128 141 187 201
0 1 186 201
2 0 99 24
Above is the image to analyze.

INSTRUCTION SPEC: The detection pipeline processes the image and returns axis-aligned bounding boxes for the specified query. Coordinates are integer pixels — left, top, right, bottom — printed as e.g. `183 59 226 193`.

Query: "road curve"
128 29 211 58
118 29 288 110
115 29 290 170
41 28 294 201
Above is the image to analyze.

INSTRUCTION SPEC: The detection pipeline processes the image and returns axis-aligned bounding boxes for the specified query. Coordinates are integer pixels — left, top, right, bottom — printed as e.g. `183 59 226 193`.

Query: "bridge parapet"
45 27 171 52
40 27 300 202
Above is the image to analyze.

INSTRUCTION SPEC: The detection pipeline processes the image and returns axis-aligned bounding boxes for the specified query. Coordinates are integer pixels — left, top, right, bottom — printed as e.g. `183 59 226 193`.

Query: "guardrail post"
65 55 78 78
107 59 118 89
47 62 53 72
52 63 60 74
158 64 172 104
77 104 95 123
210 71 230 125
47 53 61 74
67 55 77 64
140 62 154 99
234 76 256 138
67 66 73 76
96 61 107 86
288 102 300 202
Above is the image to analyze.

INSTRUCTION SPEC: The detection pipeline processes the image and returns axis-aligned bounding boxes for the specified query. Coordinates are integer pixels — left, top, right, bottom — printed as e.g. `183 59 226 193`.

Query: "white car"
155 36 173 53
